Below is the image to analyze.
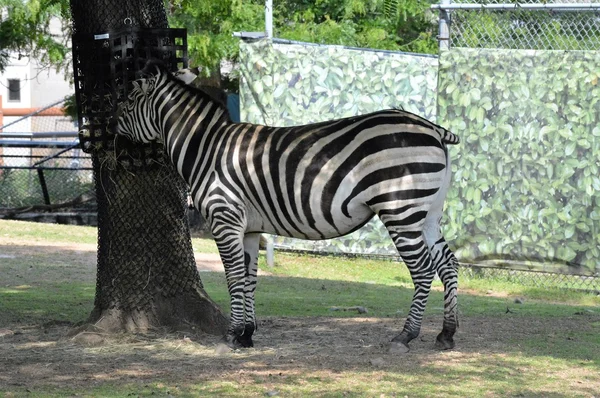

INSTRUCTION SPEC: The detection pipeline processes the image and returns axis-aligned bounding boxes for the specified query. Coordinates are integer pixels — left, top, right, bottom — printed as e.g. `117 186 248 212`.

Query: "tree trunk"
70 0 228 336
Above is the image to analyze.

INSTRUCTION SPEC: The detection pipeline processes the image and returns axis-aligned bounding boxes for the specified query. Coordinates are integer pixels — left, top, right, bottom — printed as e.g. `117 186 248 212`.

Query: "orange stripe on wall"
1 107 66 117
0 95 67 124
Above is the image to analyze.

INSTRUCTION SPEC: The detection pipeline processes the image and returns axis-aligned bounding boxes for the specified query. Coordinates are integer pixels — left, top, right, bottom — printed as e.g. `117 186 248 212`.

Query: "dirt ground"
1 239 599 395
1 313 599 395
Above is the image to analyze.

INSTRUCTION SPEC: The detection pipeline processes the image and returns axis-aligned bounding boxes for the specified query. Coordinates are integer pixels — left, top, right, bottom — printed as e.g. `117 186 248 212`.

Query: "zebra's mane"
140 60 232 123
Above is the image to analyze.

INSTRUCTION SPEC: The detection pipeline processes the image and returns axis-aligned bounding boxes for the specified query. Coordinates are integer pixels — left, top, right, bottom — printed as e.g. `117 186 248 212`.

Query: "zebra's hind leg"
429 236 459 350
422 160 458 350
387 229 436 353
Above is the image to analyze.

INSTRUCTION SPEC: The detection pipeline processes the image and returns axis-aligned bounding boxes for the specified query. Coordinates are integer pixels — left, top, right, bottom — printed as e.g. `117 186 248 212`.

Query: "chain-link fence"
0 100 94 210
436 1 600 50
461 266 600 293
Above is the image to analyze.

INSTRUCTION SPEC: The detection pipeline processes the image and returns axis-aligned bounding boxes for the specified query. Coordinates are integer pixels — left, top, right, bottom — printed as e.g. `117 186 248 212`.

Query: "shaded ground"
1 239 599 396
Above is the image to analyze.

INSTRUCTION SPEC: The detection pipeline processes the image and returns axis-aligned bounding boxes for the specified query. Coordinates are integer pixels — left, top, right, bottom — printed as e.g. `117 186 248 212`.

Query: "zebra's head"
116 62 199 143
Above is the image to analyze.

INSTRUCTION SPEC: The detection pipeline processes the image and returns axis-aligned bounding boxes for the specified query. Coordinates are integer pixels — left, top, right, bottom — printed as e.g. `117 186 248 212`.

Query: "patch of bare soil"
0 237 225 273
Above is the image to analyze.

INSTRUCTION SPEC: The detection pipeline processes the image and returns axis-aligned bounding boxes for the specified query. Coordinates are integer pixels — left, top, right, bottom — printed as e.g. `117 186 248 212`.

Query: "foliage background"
0 0 70 73
1 0 437 76
438 48 600 276
239 39 439 256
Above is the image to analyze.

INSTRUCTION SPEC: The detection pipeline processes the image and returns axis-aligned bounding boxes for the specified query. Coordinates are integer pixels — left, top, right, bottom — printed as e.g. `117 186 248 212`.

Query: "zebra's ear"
173 68 199 85
129 80 142 94
140 60 167 79
139 79 153 95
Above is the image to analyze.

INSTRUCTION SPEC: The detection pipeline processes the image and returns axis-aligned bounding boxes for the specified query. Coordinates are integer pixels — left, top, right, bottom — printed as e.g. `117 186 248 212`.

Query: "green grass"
2 219 598 321
1 282 94 325
258 251 600 316
203 269 600 322
2 256 595 329
0 219 98 245
2 218 596 303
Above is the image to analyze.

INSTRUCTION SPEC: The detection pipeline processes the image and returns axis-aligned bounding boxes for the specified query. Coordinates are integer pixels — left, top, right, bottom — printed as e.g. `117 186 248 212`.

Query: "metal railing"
0 132 93 208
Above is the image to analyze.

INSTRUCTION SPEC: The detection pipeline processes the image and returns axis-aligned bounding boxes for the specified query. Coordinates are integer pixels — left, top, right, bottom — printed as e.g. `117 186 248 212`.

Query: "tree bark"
70 0 228 336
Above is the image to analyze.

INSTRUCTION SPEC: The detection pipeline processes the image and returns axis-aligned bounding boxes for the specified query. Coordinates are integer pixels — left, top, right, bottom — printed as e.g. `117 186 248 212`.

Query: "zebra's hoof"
388 341 410 354
435 332 455 350
222 333 254 349
235 333 254 348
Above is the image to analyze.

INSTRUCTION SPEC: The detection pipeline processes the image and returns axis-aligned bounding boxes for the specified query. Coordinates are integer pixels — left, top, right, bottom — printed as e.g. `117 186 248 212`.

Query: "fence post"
438 0 451 51
265 0 273 38
37 169 51 205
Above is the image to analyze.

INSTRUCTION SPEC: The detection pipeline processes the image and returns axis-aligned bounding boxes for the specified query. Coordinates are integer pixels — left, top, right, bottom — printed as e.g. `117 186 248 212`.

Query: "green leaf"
564 225 575 239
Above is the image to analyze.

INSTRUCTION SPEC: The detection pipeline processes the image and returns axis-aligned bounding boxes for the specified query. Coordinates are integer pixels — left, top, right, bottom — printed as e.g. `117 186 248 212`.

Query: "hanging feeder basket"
72 27 187 167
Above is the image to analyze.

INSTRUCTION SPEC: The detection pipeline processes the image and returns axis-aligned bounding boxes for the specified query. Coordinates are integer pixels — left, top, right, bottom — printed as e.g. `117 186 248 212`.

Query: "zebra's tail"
438 126 460 145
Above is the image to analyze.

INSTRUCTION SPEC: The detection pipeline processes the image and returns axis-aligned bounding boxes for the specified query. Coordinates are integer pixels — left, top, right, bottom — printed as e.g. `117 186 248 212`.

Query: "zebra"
116 61 460 353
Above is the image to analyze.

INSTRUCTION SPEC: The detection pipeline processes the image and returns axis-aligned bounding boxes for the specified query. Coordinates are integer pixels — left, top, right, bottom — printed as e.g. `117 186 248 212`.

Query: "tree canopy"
1 0 438 75
168 0 438 76
0 0 70 72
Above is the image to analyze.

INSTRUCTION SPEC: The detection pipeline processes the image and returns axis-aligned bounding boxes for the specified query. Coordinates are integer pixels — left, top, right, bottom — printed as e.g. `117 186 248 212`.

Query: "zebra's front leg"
211 219 252 349
220 246 250 348
233 233 261 348
388 230 436 353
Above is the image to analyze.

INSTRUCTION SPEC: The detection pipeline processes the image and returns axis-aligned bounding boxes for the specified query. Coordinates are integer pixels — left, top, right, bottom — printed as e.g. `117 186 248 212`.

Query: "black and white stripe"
117 62 460 351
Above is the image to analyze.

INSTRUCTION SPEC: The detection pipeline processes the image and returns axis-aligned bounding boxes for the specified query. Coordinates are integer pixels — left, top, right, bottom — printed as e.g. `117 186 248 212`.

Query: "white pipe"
266 236 275 267
265 0 273 38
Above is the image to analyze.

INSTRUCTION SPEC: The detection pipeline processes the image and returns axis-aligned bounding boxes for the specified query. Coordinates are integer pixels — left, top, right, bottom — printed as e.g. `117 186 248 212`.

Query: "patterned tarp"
239 39 438 256
438 49 600 276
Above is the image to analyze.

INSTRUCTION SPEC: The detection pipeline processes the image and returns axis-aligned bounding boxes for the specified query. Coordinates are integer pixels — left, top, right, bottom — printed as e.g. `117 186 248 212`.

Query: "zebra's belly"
302 211 376 240
246 204 375 240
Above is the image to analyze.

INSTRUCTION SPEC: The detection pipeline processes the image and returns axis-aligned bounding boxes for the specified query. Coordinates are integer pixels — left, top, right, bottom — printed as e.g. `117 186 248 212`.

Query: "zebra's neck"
156 78 230 184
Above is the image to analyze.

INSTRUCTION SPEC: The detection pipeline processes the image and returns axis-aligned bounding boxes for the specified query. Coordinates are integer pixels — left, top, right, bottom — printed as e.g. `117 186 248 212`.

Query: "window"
8 79 20 102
